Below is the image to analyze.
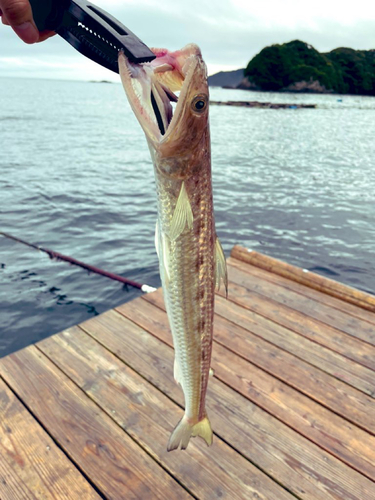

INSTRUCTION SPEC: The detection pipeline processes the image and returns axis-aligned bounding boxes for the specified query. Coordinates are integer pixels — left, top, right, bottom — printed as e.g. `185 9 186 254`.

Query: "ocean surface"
1 76 374 357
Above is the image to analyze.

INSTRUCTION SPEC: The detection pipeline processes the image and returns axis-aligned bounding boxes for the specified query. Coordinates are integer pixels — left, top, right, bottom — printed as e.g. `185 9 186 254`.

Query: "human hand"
0 0 55 43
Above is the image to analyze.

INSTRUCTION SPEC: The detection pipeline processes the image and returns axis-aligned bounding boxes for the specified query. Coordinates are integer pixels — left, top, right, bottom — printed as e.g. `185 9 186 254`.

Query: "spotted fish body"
155 136 216 449
119 44 227 451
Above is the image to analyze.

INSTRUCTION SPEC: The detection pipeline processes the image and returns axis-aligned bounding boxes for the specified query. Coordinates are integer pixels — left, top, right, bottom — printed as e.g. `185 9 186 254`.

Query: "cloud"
0 0 374 80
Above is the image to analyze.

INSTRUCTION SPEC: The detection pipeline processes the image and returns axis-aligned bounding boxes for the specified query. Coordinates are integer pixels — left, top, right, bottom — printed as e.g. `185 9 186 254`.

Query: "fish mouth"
118 45 201 145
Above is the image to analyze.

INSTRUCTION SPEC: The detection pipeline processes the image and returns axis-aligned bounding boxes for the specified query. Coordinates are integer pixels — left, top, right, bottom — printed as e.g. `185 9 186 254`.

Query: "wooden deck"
0 245 375 500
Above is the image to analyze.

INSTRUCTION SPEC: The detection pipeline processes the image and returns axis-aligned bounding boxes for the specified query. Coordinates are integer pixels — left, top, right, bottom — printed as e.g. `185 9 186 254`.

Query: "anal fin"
174 358 182 386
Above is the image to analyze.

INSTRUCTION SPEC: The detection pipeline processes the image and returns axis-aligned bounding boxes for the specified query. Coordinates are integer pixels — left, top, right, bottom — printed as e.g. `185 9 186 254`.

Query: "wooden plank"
217 281 375 389
144 289 375 430
37 326 295 500
117 297 375 480
227 257 375 326
81 310 375 500
213 306 375 435
0 378 100 500
214 292 374 396
231 246 375 312
0 346 191 500
227 260 375 350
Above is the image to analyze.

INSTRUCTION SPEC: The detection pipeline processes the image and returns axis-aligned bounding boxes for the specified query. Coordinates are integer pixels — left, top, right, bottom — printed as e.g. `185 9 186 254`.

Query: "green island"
242 40 375 95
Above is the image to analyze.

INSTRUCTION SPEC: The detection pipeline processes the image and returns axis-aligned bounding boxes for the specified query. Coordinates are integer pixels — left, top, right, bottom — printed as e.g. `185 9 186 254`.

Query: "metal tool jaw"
29 0 155 72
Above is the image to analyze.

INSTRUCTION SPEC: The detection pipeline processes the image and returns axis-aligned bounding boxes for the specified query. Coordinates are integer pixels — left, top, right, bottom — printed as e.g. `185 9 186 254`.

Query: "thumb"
2 0 39 43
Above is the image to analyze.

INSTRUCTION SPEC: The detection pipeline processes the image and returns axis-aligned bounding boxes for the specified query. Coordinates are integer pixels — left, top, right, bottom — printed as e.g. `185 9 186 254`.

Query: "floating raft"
210 100 317 109
0 245 374 499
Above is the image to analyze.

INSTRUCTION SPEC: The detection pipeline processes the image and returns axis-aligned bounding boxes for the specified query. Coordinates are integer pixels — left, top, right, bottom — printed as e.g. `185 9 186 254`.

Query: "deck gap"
34 342 198 500
213 369 375 481
226 270 375 349
212 332 375 437
113 304 375 479
231 247 375 313
140 291 375 433
137 295 375 400
212 305 375 395
78 324 303 500
229 260 375 327
110 308 375 480
212 433 303 500
213 304 375 399
0 372 108 500
218 285 375 374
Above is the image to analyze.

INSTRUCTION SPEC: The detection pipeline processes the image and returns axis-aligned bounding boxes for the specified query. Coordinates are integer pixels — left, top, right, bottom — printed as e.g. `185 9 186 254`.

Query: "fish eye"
192 95 208 113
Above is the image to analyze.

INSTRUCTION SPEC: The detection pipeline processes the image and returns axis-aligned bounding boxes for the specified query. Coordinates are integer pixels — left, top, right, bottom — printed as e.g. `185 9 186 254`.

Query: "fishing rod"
0 231 156 293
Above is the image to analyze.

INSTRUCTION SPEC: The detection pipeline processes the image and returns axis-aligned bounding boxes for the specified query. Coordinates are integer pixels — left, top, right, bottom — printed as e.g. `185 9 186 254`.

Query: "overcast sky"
1 0 374 81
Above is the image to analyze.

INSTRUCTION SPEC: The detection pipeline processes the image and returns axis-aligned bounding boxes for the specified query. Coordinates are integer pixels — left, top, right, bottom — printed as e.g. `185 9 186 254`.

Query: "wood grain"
2 247 375 500
0 346 191 500
227 256 375 326
144 289 375 396
231 246 375 312
216 281 375 393
117 297 375 480
214 294 375 395
37 326 295 500
226 260 375 352
80 309 375 500
144 289 375 431
0 378 100 500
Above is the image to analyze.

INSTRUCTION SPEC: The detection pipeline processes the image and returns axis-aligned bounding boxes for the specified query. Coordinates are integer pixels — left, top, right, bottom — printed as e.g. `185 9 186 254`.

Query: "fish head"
119 44 209 178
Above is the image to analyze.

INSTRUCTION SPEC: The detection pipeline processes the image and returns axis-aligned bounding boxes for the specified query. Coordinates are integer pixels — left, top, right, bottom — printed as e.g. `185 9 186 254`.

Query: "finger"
37 29 55 43
2 14 10 25
1 0 39 43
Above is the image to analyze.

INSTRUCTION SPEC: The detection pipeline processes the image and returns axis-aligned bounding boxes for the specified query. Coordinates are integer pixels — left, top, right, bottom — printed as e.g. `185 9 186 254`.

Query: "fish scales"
119 44 227 451
156 149 215 422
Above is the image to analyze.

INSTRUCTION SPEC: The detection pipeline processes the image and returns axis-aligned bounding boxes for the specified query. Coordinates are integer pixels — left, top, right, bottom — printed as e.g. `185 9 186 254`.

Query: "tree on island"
244 40 375 95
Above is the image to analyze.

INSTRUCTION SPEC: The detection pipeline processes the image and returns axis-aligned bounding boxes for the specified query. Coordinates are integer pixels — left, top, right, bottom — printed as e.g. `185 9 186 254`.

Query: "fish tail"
167 413 213 451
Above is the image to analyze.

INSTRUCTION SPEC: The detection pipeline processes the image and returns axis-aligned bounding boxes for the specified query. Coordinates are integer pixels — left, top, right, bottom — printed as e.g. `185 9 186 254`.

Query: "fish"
118 44 227 451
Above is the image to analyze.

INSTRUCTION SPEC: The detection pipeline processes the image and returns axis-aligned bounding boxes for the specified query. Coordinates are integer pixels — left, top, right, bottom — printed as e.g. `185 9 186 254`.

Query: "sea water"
0 77 374 356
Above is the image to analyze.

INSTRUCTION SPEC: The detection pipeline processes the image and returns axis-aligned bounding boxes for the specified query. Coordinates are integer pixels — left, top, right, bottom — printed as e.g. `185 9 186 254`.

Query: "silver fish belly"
155 152 216 450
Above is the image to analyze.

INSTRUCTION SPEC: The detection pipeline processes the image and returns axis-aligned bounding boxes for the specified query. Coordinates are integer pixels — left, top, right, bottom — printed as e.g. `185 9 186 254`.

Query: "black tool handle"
29 0 68 31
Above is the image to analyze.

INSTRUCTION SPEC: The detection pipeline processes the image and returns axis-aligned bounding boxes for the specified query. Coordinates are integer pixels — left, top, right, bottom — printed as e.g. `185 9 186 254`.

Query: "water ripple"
0 77 374 355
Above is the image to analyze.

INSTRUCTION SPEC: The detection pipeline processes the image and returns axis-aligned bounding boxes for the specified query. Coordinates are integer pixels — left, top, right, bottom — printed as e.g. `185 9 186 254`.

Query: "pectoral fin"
215 237 228 297
169 182 193 241
156 220 171 284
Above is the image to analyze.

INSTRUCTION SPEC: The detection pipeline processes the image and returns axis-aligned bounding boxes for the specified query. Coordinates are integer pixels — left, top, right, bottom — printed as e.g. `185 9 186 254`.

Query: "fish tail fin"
167 414 213 451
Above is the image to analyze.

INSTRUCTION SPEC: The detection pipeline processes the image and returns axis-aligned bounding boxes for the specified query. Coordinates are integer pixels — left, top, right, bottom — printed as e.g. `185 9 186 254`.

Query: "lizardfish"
119 44 227 451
